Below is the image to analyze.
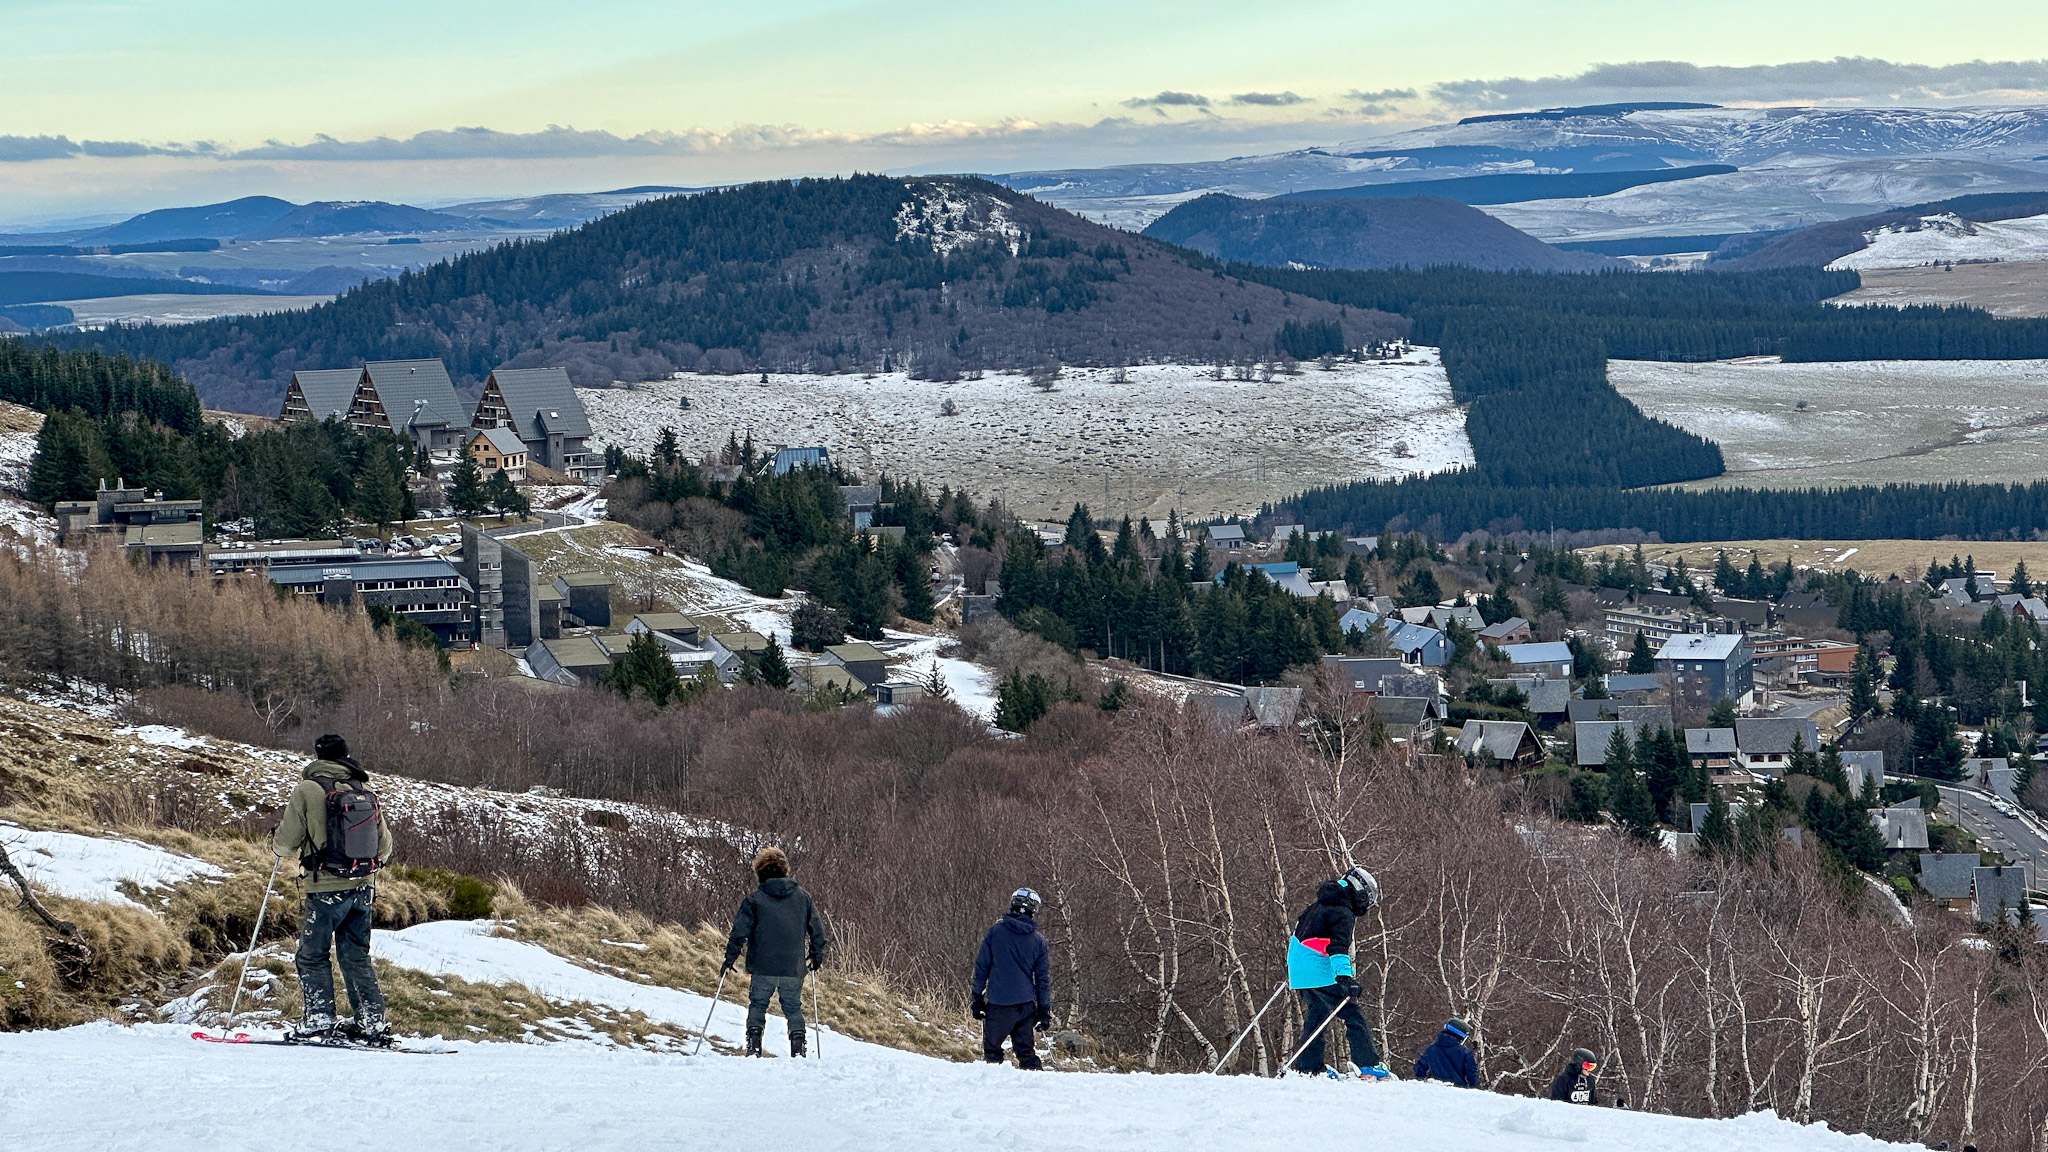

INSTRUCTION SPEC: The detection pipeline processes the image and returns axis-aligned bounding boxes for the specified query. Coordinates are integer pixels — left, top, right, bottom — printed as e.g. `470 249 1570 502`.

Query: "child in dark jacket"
1549 1049 1605 1105
1412 1018 1479 1087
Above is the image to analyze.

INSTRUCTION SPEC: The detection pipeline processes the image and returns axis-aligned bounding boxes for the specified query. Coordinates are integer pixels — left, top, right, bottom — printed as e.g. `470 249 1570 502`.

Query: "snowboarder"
722 846 829 1057
1412 1017 1480 1087
971 887 1053 1069
1549 1049 1606 1105
273 734 392 1043
1287 865 1390 1080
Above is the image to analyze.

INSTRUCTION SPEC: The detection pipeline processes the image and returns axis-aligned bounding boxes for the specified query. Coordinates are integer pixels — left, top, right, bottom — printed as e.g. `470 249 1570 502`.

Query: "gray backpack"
316 777 383 878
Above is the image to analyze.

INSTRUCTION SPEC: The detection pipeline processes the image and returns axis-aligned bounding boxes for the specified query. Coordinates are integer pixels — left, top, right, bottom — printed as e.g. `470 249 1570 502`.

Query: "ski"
190 1031 456 1055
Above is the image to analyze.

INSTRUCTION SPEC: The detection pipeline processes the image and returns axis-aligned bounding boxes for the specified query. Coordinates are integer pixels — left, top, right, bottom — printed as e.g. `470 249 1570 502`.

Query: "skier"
722 846 829 1057
971 887 1053 1069
1287 865 1390 1080
273 734 392 1043
1549 1049 1607 1105
1411 1017 1480 1087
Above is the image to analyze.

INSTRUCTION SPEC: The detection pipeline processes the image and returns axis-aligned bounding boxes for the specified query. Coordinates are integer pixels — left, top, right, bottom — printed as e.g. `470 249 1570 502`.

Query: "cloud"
0 134 221 162
1343 88 1417 104
1121 91 1211 109
1228 91 1308 107
1431 57 2048 110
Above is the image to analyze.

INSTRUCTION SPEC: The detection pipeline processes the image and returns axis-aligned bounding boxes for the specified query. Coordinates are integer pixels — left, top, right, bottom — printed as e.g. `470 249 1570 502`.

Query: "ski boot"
789 1028 807 1058
744 1028 764 1057
288 1012 337 1044
1354 1062 1394 1082
340 1008 394 1048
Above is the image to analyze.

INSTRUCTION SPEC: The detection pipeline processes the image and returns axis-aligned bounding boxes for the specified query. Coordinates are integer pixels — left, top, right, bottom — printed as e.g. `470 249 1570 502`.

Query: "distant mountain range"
1143 194 1613 273
55 175 1404 413
999 105 2048 242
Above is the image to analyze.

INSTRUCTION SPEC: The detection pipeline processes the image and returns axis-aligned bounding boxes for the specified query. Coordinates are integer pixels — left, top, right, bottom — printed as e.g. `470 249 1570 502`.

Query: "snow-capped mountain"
999 105 2048 234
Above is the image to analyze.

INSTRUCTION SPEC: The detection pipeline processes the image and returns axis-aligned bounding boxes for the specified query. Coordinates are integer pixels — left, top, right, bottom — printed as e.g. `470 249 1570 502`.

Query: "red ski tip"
192 1031 252 1044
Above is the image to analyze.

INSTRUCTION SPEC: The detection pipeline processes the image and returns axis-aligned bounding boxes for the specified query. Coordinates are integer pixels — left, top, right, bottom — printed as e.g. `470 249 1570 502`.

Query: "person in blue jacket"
1412 1017 1480 1086
972 887 1053 1069
1287 865 1389 1079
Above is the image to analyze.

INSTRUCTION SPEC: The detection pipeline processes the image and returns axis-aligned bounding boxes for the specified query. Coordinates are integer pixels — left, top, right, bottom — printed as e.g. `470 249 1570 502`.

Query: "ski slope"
0 1018 1921 1152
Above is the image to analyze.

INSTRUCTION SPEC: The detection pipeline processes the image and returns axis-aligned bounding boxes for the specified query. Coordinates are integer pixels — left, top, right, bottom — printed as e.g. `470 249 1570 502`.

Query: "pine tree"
1604 728 1659 844
1626 630 1656 674
353 443 405 529
448 455 487 518
1697 788 1735 856
756 635 792 689
920 660 951 701
601 631 684 707
791 598 846 651
1847 646 1880 718
485 470 527 520
2012 560 2033 598
895 545 934 622
1707 698 1739 728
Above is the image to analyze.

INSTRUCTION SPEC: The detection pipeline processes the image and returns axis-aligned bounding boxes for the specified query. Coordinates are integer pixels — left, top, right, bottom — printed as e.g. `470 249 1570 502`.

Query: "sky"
5 0 2048 224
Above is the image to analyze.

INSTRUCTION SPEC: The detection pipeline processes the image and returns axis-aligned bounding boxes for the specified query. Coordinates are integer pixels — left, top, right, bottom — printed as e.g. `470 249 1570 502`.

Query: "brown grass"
1582 538 2048 582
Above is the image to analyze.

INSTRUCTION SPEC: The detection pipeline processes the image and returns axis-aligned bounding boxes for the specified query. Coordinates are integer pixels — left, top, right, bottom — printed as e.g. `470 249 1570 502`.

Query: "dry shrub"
0 904 65 1027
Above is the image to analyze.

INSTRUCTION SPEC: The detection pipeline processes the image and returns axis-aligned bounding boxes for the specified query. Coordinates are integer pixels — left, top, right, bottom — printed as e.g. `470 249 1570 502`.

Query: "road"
1928 779 2048 891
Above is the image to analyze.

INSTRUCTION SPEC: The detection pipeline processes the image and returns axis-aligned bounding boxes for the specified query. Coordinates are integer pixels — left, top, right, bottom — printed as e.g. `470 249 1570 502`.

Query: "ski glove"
1034 1008 1054 1031
720 958 736 975
808 955 822 972
1334 975 1361 999
971 995 988 1020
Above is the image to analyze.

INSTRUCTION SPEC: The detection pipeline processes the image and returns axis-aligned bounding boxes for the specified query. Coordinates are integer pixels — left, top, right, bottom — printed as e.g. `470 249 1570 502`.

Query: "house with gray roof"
1425 605 1485 631
525 635 622 686
1604 673 1664 695
1369 695 1445 741
1456 720 1542 769
474 366 600 480
280 368 363 423
624 612 703 651
1839 751 1884 797
821 642 890 688
1617 704 1675 732
1477 617 1531 645
1322 655 1407 697
1207 523 1247 549
1576 719 1639 768
1871 806 1929 852
1918 853 1981 906
1734 716 1820 774
1490 675 1569 722
1685 728 1738 768
1568 698 1616 724
1498 641 1573 679
1975 865 2030 925
352 359 469 449
1192 686 1302 730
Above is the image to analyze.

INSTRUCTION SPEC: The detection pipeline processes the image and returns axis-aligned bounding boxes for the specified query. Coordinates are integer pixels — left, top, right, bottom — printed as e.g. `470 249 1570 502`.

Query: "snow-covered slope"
1827 211 2048 269
0 1017 1922 1152
0 822 224 909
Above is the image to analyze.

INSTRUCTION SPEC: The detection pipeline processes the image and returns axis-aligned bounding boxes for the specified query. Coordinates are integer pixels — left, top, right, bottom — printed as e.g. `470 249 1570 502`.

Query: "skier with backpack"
722 846 829 1057
971 887 1053 1069
1411 1017 1480 1087
273 734 392 1044
1287 865 1391 1080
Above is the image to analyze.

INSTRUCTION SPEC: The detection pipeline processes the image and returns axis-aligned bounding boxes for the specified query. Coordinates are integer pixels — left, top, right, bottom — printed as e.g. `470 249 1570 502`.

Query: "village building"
471 366 601 481
1656 633 1754 706
466 427 527 480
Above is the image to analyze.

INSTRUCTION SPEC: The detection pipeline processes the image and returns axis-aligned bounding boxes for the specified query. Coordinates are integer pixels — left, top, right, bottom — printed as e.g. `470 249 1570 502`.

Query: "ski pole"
1212 982 1288 1074
219 851 284 1037
693 967 729 1057
1277 993 1346 1078
811 973 822 1061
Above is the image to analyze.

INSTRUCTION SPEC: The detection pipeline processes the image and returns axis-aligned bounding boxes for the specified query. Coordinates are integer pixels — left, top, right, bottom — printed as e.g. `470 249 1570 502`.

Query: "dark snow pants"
1292 985 1378 1074
747 973 806 1038
982 1001 1043 1069
295 887 384 1024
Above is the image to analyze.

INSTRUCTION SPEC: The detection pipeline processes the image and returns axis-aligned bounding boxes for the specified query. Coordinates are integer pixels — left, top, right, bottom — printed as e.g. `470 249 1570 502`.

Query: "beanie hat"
314 733 350 761
752 846 790 881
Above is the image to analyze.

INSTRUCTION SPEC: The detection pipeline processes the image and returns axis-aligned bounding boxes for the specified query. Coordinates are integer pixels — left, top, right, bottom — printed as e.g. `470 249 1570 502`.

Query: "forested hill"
1143 193 1615 273
53 175 1403 412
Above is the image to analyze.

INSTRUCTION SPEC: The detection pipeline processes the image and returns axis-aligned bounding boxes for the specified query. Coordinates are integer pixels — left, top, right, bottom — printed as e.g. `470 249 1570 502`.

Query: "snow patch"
0 822 225 910
894 188 1021 255
1829 211 2048 270
113 725 206 750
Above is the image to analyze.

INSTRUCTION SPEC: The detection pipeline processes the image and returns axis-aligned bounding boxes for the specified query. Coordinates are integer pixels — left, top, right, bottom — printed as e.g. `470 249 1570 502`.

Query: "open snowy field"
1831 262 2048 319
1827 212 2048 271
580 356 1471 522
50 292 332 327
0 1018 1919 1152
1609 356 2048 488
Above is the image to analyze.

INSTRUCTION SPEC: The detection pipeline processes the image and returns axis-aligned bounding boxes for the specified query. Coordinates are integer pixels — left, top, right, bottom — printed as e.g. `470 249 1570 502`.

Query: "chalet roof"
1500 641 1572 666
1322 656 1406 692
1871 807 1929 851
1839 750 1884 793
769 446 830 475
1604 673 1663 693
472 427 526 456
1975 866 2030 924
1685 727 1738 756
824 642 889 665
1735 717 1819 758
1456 720 1536 762
1616 704 1675 732
1917 853 1980 900
1576 720 1638 767
1567 698 1615 723
538 636 614 671
1207 524 1246 543
483 367 590 440
629 612 698 634
362 359 465 431
554 571 613 588
1242 686 1303 727
710 631 772 655
286 368 362 421
1370 696 1444 727
801 665 867 693
1477 617 1528 641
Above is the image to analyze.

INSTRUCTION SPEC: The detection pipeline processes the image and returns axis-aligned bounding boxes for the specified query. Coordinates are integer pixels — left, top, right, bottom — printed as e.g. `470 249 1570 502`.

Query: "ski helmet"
1444 1018 1470 1038
1572 1048 1599 1071
1010 887 1043 916
1338 865 1380 909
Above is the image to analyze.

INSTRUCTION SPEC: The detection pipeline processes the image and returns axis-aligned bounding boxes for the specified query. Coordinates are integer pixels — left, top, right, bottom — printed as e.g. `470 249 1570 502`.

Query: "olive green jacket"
272 761 394 893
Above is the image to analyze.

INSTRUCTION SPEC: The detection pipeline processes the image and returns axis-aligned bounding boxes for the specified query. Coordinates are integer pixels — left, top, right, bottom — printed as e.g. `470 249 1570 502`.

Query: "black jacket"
1413 1028 1480 1086
724 878 828 978
1549 1068 1601 1106
1288 880 1360 988
973 912 1052 1009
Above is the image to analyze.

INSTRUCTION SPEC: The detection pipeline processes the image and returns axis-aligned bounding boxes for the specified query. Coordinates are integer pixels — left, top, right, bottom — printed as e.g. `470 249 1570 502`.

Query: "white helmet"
1339 866 1380 909
1010 887 1043 915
